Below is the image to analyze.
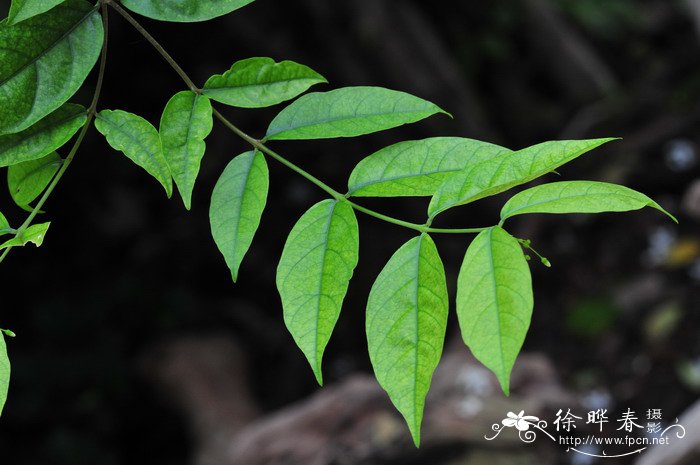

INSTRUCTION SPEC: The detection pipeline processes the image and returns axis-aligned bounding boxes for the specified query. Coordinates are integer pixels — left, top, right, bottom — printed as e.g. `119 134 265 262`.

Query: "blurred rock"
681 178 700 220
635 399 700 465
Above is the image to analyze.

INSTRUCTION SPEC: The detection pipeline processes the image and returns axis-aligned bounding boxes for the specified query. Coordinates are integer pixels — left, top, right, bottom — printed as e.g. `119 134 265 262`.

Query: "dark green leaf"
428 138 618 218
0 0 103 134
160 91 213 210
0 222 50 249
456 226 533 395
0 213 11 235
0 104 86 168
348 137 511 197
210 151 269 282
95 110 173 197
366 234 448 446
121 0 255 22
7 0 67 25
203 57 327 108
265 86 448 141
500 181 677 222
277 200 359 385
8 152 62 208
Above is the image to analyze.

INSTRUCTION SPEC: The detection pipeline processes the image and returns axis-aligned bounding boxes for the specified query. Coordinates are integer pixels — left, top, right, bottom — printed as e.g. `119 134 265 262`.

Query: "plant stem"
107 1 489 236
0 3 110 264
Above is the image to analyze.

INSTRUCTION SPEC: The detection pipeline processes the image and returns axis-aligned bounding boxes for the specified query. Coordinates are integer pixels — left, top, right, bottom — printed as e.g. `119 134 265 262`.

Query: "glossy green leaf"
121 0 255 22
366 234 448 446
500 181 677 223
0 213 11 236
0 104 86 168
8 152 62 208
277 200 359 385
7 0 67 25
265 86 448 141
348 137 511 197
160 91 213 210
210 151 269 282
0 0 103 135
203 57 327 108
0 222 50 249
95 110 173 197
456 226 533 395
428 138 618 218
0 330 10 416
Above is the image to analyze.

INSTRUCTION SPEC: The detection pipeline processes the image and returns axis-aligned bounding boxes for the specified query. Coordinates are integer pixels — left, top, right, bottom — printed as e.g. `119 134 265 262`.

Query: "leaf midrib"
0 5 99 89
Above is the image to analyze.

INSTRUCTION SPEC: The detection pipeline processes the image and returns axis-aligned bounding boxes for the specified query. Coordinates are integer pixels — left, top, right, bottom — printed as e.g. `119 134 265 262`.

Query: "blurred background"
0 0 699 464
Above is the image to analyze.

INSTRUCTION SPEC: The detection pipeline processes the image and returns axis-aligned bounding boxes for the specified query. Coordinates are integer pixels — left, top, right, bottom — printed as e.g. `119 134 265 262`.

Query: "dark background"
0 1 699 464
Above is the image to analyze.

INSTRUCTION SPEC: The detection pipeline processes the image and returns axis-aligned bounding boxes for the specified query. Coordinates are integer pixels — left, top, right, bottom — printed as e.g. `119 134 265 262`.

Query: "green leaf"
160 91 213 210
0 0 103 135
203 57 327 109
0 330 10 416
8 152 62 208
277 199 359 385
95 110 173 197
0 212 11 236
348 137 511 197
0 104 86 168
428 138 618 218
456 226 533 395
121 0 255 22
7 0 67 25
210 151 269 282
366 234 448 446
265 86 448 141
500 181 677 223
0 222 50 249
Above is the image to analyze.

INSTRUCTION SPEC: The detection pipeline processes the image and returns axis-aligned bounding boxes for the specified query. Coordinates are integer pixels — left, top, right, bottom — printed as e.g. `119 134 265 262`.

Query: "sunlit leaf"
160 91 213 210
210 151 269 282
203 57 327 108
366 234 448 446
7 152 62 208
456 226 533 395
0 222 50 249
0 0 103 134
348 137 511 197
95 110 173 197
0 104 86 168
500 181 677 222
121 0 255 22
277 199 359 385
265 86 448 141
0 330 10 416
428 138 618 218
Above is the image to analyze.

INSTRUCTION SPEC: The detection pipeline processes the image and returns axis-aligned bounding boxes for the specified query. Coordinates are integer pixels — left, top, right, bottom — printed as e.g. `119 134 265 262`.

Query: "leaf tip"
313 367 324 387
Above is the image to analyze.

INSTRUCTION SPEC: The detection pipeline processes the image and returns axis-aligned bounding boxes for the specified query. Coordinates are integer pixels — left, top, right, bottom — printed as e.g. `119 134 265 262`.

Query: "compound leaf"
277 200 359 386
0 103 86 168
203 57 327 108
428 138 618 218
7 0 67 25
348 137 511 197
210 150 269 282
366 234 448 446
500 181 677 223
8 152 62 208
265 86 448 141
95 110 173 197
0 330 10 416
0 0 103 135
457 226 533 395
160 91 213 210
121 0 255 22
0 222 50 249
